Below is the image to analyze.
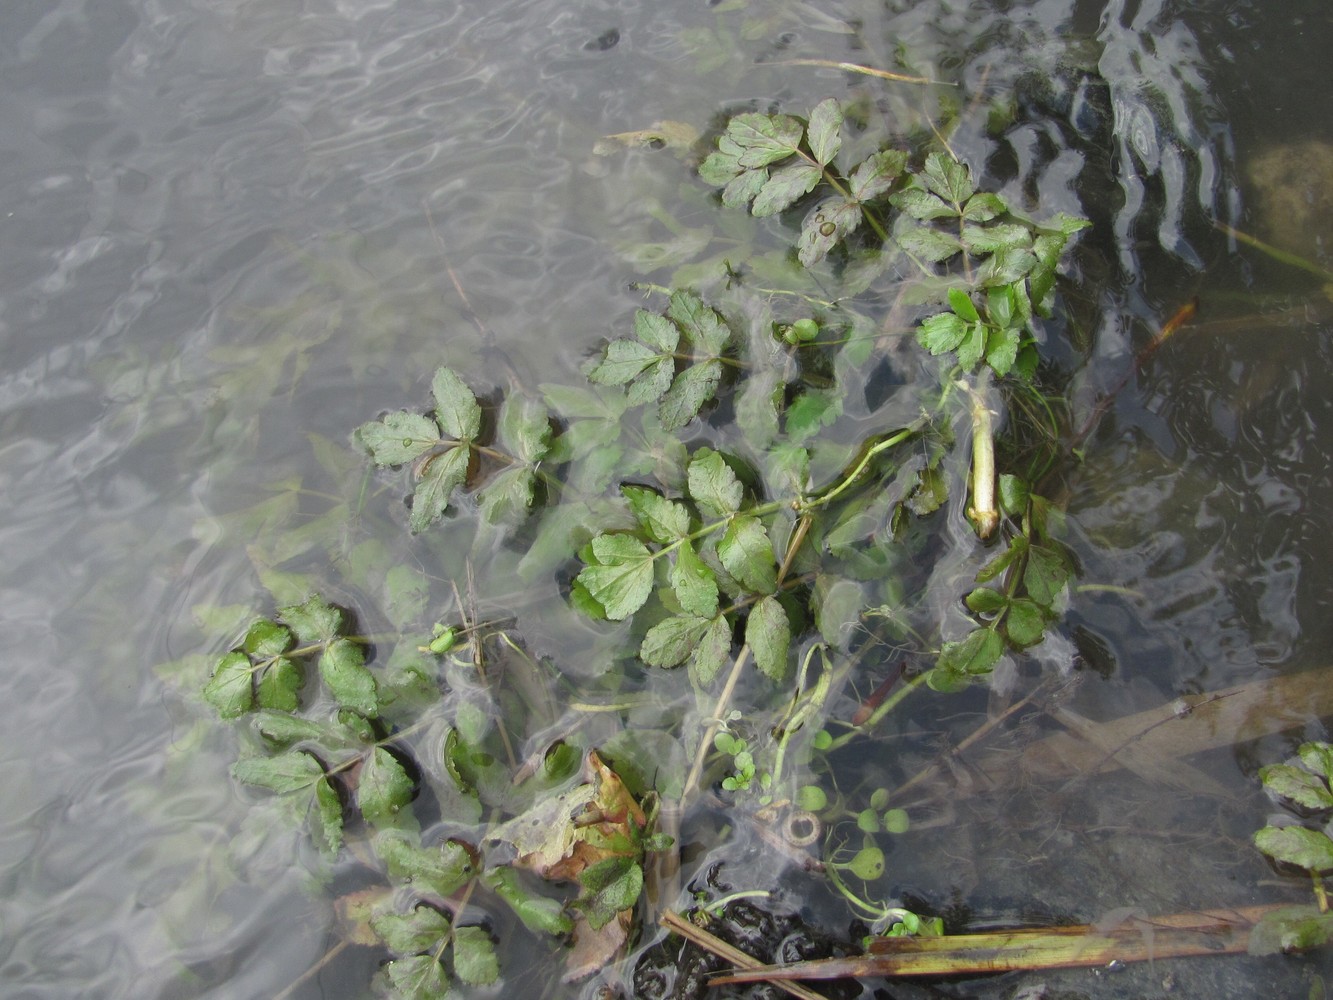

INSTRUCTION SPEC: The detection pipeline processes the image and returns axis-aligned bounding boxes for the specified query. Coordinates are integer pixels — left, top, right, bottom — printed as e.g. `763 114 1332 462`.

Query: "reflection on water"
0 0 1331 996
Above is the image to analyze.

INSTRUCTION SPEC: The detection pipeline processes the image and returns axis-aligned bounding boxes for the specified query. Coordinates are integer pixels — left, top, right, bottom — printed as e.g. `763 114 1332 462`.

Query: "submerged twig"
660 909 832 1000
766 58 951 87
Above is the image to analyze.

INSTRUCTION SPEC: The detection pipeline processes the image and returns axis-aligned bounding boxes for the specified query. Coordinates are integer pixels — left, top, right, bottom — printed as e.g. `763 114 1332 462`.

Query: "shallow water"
2 0 1332 997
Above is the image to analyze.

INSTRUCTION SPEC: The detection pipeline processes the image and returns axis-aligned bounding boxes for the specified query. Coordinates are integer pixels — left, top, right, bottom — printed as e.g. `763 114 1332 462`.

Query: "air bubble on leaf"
819 222 836 237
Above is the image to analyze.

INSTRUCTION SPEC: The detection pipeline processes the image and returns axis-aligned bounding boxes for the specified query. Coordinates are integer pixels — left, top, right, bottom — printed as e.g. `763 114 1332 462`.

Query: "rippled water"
2 0 1332 997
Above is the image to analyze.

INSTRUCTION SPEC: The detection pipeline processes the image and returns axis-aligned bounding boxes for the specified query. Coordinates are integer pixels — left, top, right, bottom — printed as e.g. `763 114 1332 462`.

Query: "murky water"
2 0 1331 997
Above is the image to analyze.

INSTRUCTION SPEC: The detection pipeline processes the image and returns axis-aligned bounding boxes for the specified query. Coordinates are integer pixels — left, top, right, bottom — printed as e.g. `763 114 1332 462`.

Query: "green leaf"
635 309 680 353
256 656 302 711
728 112 804 169
320 638 379 716
312 776 343 856
243 619 293 658
721 168 768 209
627 357 675 408
484 867 574 936
476 465 537 524
1260 764 1333 810
936 628 1004 678
280 594 343 645
496 392 552 463
1249 905 1333 955
891 185 955 221
671 541 719 617
752 162 822 217
896 225 962 263
691 615 733 686
785 388 842 444
947 287 980 323
978 246 1038 286
376 831 477 898
385 954 450 1000
985 325 1021 377
359 747 415 827
962 223 1033 255
622 486 690 543
813 576 864 648
718 515 777 594
920 152 974 205
955 322 987 372
667 290 731 355
659 359 722 430
1299 742 1333 782
431 367 482 441
916 312 968 356
576 534 656 621
356 411 442 467
372 905 451 955
233 750 324 793
1255 826 1333 872
962 192 1007 221
848 148 906 202
1024 544 1071 607
998 473 1030 515
452 926 499 985
641 615 713 668
1004 598 1047 648
204 651 254 718
964 588 1007 614
410 445 470 533
687 448 743 518
806 98 842 166
698 145 743 185
746 596 790 681
978 534 1027 582
798 199 863 267
589 338 665 387
577 855 643 930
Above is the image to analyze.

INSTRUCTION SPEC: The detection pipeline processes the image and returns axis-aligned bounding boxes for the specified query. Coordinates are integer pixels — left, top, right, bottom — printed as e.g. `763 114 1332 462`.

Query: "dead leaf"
593 121 700 155
564 907 634 982
334 886 394 946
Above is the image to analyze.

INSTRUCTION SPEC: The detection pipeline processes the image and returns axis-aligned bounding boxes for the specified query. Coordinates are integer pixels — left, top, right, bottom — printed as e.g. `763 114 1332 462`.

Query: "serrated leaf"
313 775 344 856
1024 544 1071 607
896 225 962 263
956 322 987 372
998 474 1030 515
917 311 968 356
797 199 863 267
576 534 655 621
1260 764 1333 810
256 656 302 711
806 98 842 167
1299 742 1333 782
1248 905 1333 955
243 619 293 658
948 287 981 323
671 541 719 617
233 750 324 793
476 465 537 524
496 393 552 463
627 356 674 408
452 926 499 985
320 638 379 716
785 388 842 445
410 445 469 533
589 338 663 387
962 192 1007 221
746 596 790 681
667 291 731 355
376 831 477 898
964 588 1007 614
848 148 907 202
751 161 822 217
978 246 1038 286
1254 826 1333 872
622 486 690 543
385 953 450 1000
359 747 415 827
634 309 680 353
484 867 574 935
253 710 357 748
936 628 1004 677
962 222 1033 255
921 152 974 205
640 615 713 668
577 855 643 930
698 147 743 185
721 168 769 209
280 594 343 644
356 411 442 467
985 326 1021 377
691 615 732 686
718 515 777 594
373 906 451 955
431 367 482 441
204 651 254 718
728 113 804 169
978 534 1027 582
687 448 743 518
891 185 956 221
1004 598 1047 648
659 360 721 430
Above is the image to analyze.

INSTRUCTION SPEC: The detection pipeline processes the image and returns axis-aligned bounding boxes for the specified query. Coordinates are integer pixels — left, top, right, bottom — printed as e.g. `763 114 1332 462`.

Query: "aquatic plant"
199 94 1094 998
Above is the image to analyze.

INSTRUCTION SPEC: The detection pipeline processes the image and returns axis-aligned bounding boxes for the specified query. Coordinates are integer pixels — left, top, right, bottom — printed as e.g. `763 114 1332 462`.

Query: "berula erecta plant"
199 95 1093 998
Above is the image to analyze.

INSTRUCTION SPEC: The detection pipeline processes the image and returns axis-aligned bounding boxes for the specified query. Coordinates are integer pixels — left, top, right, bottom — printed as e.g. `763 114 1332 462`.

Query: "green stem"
825 672 929 750
799 424 921 512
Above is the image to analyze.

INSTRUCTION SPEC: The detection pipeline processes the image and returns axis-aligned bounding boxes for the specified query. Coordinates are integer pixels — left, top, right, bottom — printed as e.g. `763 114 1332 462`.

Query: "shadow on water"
0 0 1331 997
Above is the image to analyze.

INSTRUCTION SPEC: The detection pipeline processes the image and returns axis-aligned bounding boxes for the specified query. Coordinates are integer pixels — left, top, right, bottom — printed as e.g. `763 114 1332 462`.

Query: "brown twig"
659 910 831 1000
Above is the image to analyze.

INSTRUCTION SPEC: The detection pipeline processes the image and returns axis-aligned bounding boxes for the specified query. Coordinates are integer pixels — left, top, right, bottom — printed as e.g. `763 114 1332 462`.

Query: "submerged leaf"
798 199 863 267
848 148 907 202
204 651 255 718
667 290 731 355
431 366 482 441
233 750 325 793
409 445 470 533
746 595 790 681
356 411 442 467
376 831 477 898
641 615 714 668
576 534 656 621
359 747 415 827
452 926 500 985
671 541 719 617
256 656 303 712
280 594 343 645
728 113 804 169
805 98 843 167
372 905 451 955
1260 764 1333 810
659 359 721 430
1255 826 1333 872
686 448 743 519
320 638 379 717
484 867 574 935
577 855 643 930
718 515 777 594
313 776 344 856
385 953 450 1000
751 161 822 217
623 486 690 544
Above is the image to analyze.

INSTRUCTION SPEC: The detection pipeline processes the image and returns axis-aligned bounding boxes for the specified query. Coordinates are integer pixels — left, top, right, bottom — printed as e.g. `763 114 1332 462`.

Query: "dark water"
1 0 1331 997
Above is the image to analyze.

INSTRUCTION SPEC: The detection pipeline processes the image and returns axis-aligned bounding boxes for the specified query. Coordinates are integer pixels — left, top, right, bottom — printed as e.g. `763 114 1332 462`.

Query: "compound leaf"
385 954 450 1000
751 162 822 217
376 831 477 898
1260 764 1333 810
659 359 721 430
256 656 303 712
671 540 719 617
691 614 733 686
1255 826 1333 872
280 594 343 645
797 199 863 267
728 113 804 169
848 148 907 202
641 615 713 668
577 855 643 930
372 905 451 955
622 486 690 543
576 534 655 621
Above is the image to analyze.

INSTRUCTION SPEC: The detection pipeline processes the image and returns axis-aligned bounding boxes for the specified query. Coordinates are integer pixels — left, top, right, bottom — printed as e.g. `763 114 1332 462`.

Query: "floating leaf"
1254 826 1333 872
920 151 974 205
409 445 470 533
805 98 842 167
372 905 452 956
891 185 956 222
848 148 907 202
476 465 537 524
577 855 643 930
896 224 962 263
667 290 731 356
691 615 733 686
452 926 500 985
728 113 804 169
233 750 325 794
671 541 719 617
320 638 379 717
256 656 302 711
1260 764 1333 810
356 411 441 467
376 831 477 898
751 162 822 217
576 534 655 621
797 199 863 267
431 366 482 441
243 619 293 658
686 447 743 519
484 867 575 936
385 954 450 1000
640 615 713 668
280 594 343 645
359 747 415 827
495 392 552 464
962 192 1007 221
204 651 255 718
718 515 777 594
746 595 790 681
313 776 344 856
659 359 721 430
589 338 667 388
